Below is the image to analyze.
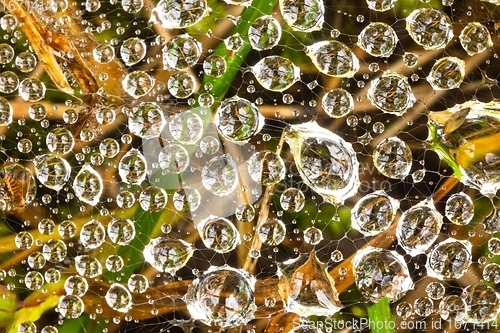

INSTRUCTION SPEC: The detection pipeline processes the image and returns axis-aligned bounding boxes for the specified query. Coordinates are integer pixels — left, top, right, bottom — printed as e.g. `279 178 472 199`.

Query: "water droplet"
128 274 149 293
396 302 412 319
414 297 433 317
129 102 165 139
251 56 300 92
460 22 492 56
357 22 398 57
367 72 415 115
154 0 208 29
185 266 256 328
373 137 412 179
321 88 354 118
0 44 14 64
366 0 396 11
143 236 195 274
43 239 67 263
120 37 146 66
25 271 44 290
19 78 46 102
257 218 286 246
396 199 443 256
278 252 342 316
28 103 46 121
72 164 103 206
34 154 71 191
27 251 46 269
123 70 155 98
199 136 220 155
105 283 132 313
18 321 36 333
279 0 324 32
483 263 500 284
0 15 17 31
304 227 323 245
280 188 305 212
285 122 359 205
122 0 143 12
203 55 226 77
248 15 281 51
0 71 18 94
439 295 466 321
445 192 474 225
116 190 135 208
163 34 202 70
64 275 89 296
235 204 255 222
351 190 399 236
403 52 418 68
406 8 453 50
118 148 147 185
139 186 168 212
169 110 203 144
93 43 115 64
214 96 264 143
85 0 101 11
201 154 238 196
57 295 84 319
80 220 106 250
247 150 285 186
306 41 359 77
412 169 426 183
427 56 465 91
172 187 200 212
462 284 500 323
108 218 136 245
426 238 472 280
198 216 240 253
426 281 445 300
158 144 189 173
352 247 413 302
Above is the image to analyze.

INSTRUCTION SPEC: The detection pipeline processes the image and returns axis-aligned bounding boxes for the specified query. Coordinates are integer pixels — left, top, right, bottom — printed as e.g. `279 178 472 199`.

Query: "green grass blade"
367 297 395 333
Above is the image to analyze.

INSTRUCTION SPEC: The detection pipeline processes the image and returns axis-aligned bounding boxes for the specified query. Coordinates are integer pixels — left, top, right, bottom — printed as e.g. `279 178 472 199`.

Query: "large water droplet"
427 57 465 90
105 283 132 313
120 37 146 66
367 72 415 115
185 266 256 328
426 238 472 280
0 162 36 213
201 154 239 196
278 252 342 316
158 143 189 173
321 88 354 118
459 22 492 56
351 190 399 236
57 295 84 319
0 71 19 94
247 150 286 186
357 22 398 57
251 56 300 92
154 0 208 29
197 216 240 253
64 275 89 296
280 188 305 212
462 284 500 324
445 192 474 225
34 154 71 191
306 41 359 77
0 97 12 126
169 110 203 144
108 218 136 245
257 217 286 246
279 0 324 32
285 121 360 205
406 8 453 50
143 236 195 274
73 164 103 206
42 239 67 263
214 96 264 143
163 34 202 70
123 70 155 98
118 148 147 185
439 295 466 322
80 220 106 250
352 247 413 302
248 15 282 51
93 43 115 64
373 137 413 179
75 255 103 278
19 78 46 102
396 199 443 256
139 186 168 212
129 102 166 139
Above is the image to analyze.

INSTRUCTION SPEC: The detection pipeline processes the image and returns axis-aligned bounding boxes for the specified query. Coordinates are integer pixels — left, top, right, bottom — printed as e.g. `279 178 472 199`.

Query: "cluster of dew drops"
1 0 500 332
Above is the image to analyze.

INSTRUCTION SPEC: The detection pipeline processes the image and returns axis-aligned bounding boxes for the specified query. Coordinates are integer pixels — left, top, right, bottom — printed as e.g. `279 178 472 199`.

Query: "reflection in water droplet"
427 57 465 90
459 22 492 55
280 188 305 212
185 266 256 328
80 220 106 250
352 247 413 302
257 218 286 246
203 55 226 77
396 199 443 256
279 0 324 32
0 71 19 94
64 275 89 296
120 37 146 66
128 274 149 293
93 43 115 64
154 0 208 29
321 88 354 118
201 154 239 196
163 34 202 70
118 148 147 185
169 110 203 144
306 41 359 77
251 56 300 92
445 192 474 225
106 283 132 313
198 216 240 253
278 252 342 316
247 150 286 186
351 190 399 236
285 122 359 205
34 154 71 191
72 164 103 206
19 78 46 102
357 22 398 57
406 8 453 50
108 218 136 245
158 143 189 173
57 295 84 319
249 15 282 51
439 295 466 321
426 238 472 280
366 0 396 11
462 284 500 323
123 70 156 98
373 137 412 179
139 186 168 212
143 237 194 274
367 72 415 115
129 102 165 139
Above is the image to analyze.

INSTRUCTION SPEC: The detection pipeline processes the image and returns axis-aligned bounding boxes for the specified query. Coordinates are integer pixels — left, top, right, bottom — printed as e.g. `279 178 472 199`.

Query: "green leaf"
367 297 395 333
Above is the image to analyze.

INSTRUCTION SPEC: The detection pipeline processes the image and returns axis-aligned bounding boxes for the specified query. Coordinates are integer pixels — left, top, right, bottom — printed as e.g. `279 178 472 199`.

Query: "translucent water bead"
367 72 415 115
279 0 324 32
406 8 453 50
